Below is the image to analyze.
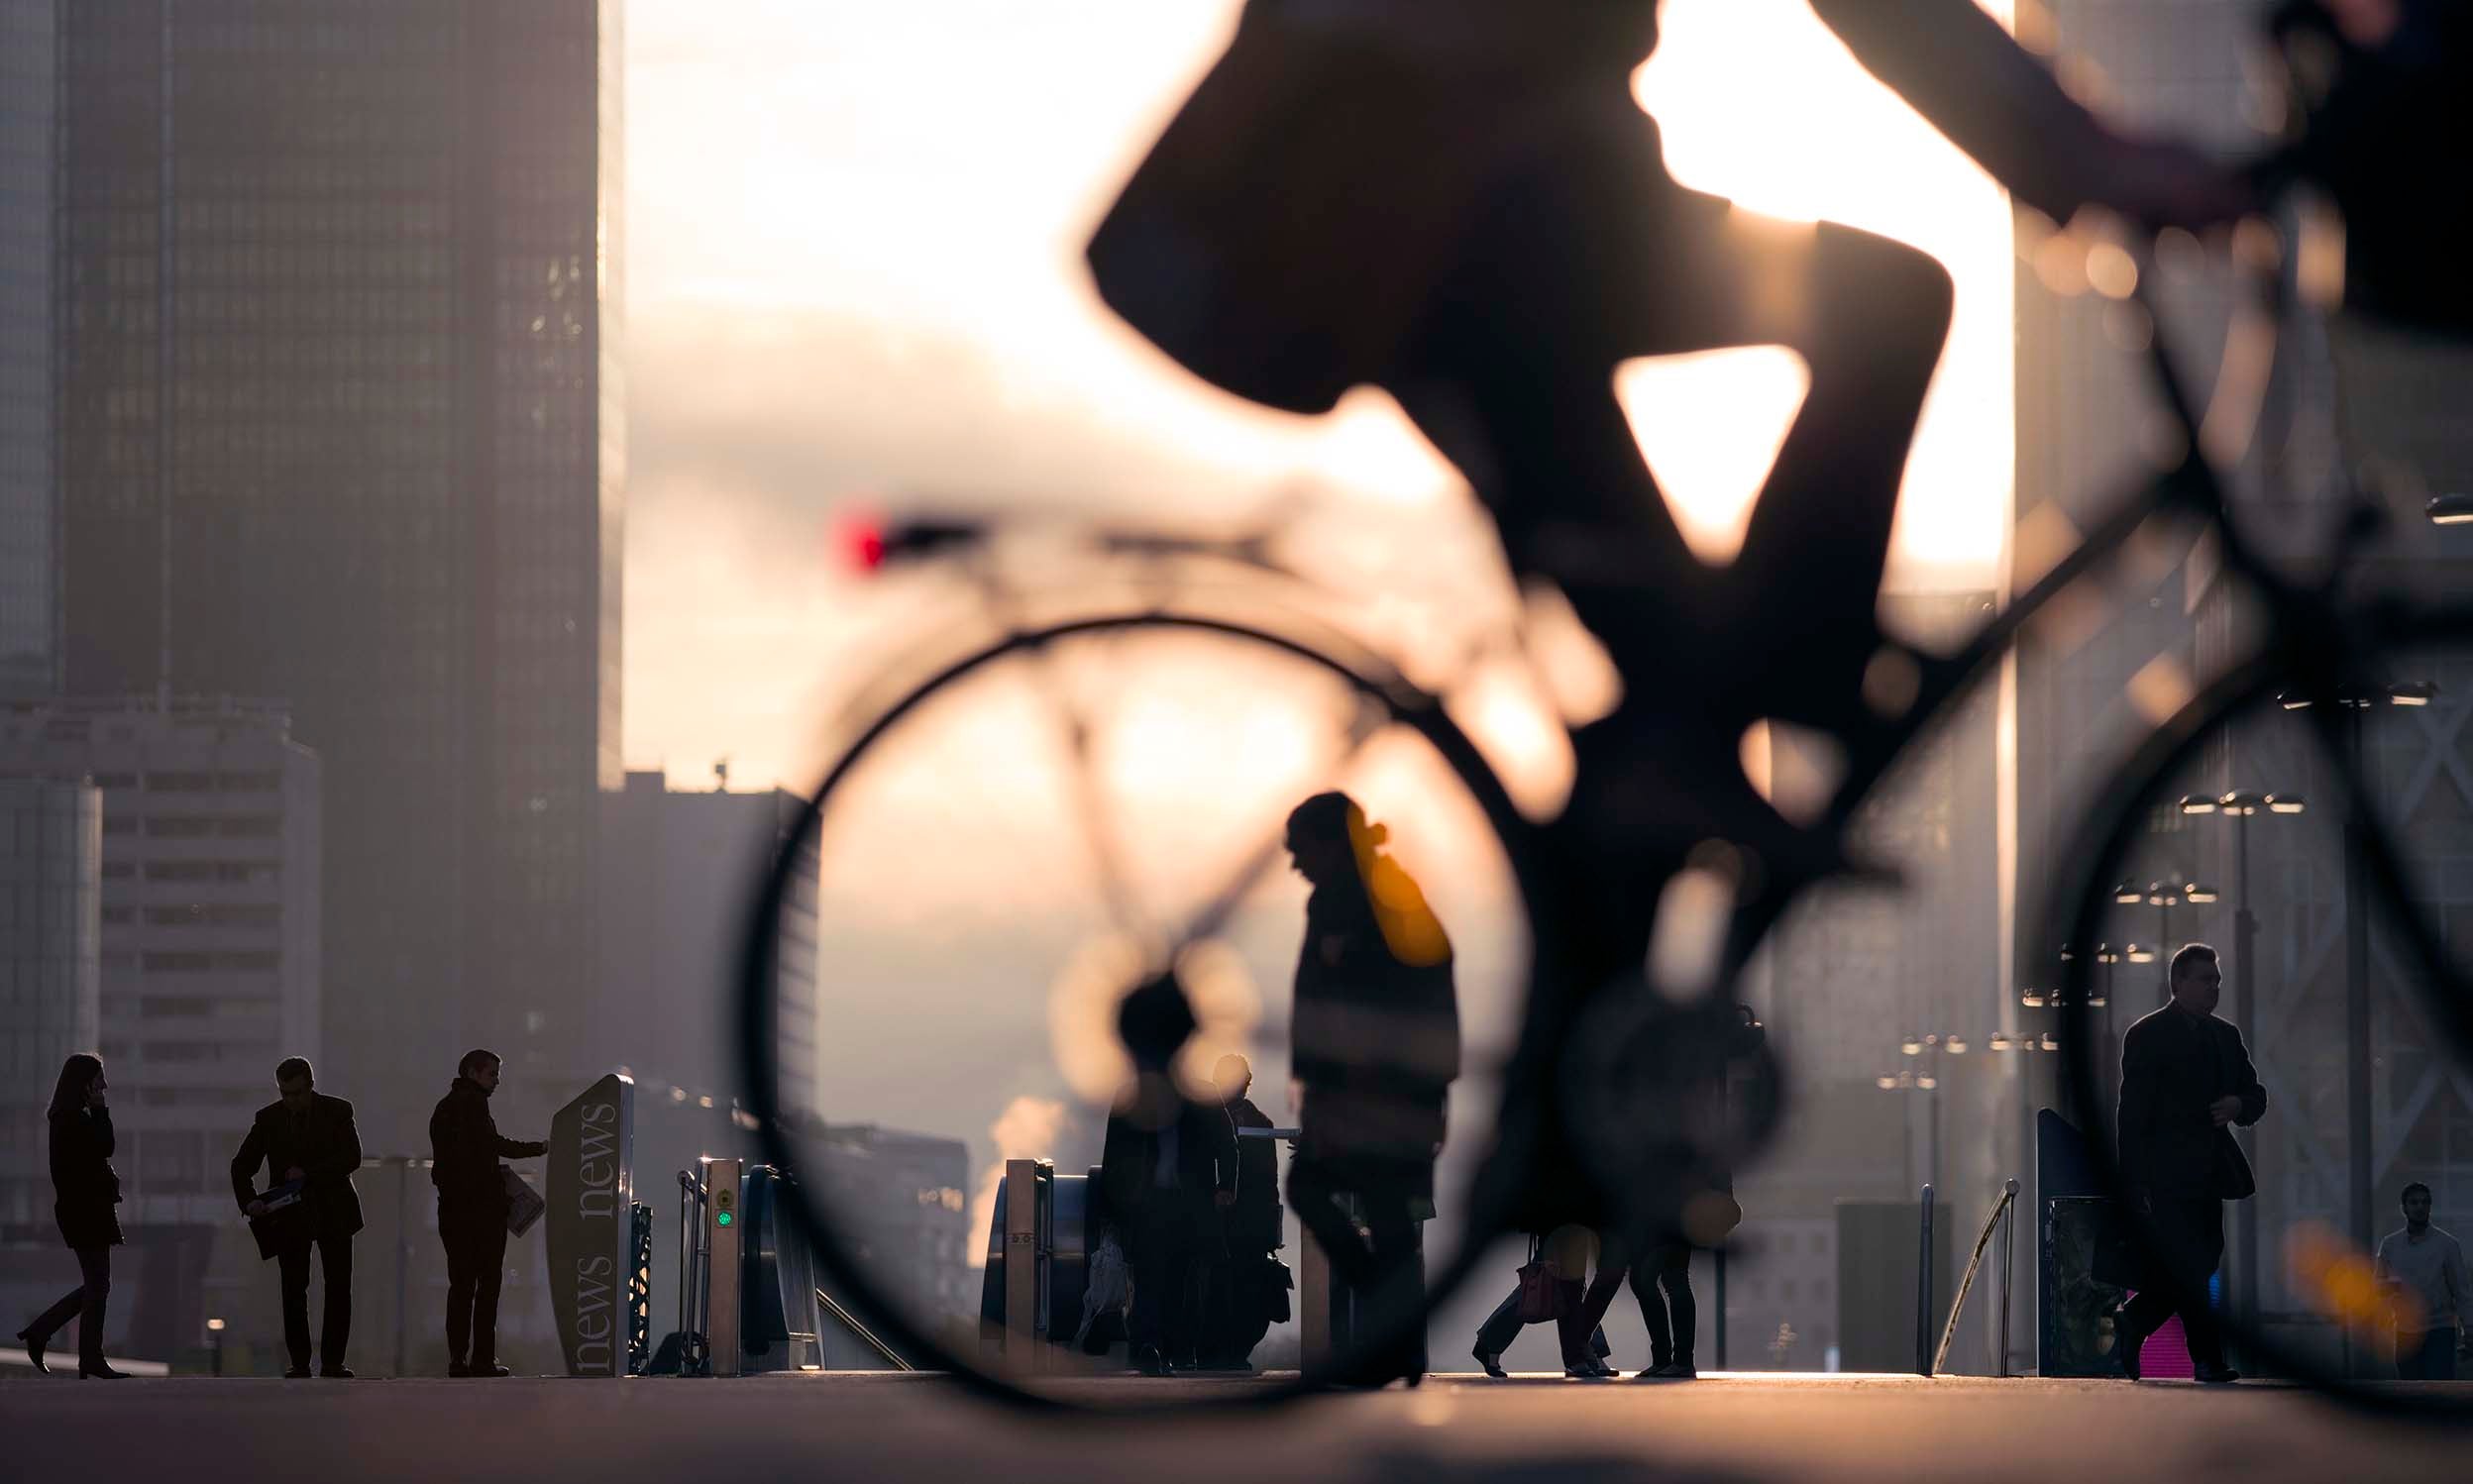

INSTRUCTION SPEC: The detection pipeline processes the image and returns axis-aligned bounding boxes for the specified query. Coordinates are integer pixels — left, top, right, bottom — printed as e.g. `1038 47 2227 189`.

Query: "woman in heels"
17 1053 128 1378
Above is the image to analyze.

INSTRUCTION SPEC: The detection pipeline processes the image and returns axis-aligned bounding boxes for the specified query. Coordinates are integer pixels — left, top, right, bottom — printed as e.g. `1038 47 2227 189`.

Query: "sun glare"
1636 0 2017 591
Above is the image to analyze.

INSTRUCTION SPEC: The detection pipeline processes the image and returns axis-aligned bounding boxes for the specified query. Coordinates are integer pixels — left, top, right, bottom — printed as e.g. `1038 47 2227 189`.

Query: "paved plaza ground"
6 1370 2469 1483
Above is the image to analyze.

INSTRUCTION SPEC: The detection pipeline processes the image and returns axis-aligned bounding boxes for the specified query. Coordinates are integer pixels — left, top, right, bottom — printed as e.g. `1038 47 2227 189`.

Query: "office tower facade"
54 2 624 1146
598 771 820 1333
0 0 58 698
599 772 819 1127
0 775 100 1228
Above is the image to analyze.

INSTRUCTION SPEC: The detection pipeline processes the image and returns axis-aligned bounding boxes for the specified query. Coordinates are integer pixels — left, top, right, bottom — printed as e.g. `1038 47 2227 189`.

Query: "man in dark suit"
1201 1053 1285 1370
429 1048 548 1377
1098 1076 1238 1376
232 1056 363 1378
2114 942 2267 1384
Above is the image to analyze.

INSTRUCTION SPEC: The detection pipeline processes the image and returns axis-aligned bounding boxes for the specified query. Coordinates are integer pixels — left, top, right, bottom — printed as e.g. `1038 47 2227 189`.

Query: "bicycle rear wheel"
735 605 1564 1409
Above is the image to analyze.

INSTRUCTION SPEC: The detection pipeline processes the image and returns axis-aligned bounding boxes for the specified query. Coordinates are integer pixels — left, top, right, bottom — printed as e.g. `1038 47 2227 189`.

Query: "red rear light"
839 513 887 573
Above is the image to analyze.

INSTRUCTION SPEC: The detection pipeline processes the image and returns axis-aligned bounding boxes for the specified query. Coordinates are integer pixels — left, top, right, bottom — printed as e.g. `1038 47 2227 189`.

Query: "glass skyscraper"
0 0 58 699
57 0 623 1147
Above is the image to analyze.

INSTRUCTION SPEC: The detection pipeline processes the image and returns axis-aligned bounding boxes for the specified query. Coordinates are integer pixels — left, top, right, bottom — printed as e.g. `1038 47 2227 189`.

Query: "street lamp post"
2281 680 2438 1375
1883 1031 1970 1197
2113 882 2217 1000
2179 789 2306 1345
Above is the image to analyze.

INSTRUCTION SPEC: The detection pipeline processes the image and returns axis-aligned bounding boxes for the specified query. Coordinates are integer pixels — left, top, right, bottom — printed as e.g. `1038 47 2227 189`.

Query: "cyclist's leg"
1390 115 1953 734
1724 218 1954 728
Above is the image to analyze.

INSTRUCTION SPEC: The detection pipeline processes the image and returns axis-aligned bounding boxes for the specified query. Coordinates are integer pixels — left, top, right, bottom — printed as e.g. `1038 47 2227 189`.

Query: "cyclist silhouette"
1090 0 2256 945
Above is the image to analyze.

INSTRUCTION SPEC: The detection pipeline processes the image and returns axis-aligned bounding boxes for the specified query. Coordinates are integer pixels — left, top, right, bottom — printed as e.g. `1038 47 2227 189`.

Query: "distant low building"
806 1120 971 1326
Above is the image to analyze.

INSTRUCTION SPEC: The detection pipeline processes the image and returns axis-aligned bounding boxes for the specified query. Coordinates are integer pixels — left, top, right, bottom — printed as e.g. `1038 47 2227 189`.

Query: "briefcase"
502 1166 546 1237
246 1179 307 1262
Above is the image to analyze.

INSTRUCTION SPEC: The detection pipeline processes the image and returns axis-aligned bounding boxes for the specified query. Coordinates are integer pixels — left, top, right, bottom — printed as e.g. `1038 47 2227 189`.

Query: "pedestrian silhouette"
17 1053 126 1378
1282 791 1458 1386
2112 944 2264 1383
2374 1181 2469 1381
232 1056 364 1378
1201 1053 1286 1370
1096 976 1240 1377
429 1049 548 1377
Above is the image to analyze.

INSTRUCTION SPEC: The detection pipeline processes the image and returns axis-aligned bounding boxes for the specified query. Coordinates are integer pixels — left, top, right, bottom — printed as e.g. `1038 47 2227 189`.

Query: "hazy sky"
620 0 2017 792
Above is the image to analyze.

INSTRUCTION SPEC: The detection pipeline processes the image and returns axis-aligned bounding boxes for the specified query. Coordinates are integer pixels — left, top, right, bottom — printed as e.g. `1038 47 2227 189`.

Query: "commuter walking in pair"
1199 1053 1286 1371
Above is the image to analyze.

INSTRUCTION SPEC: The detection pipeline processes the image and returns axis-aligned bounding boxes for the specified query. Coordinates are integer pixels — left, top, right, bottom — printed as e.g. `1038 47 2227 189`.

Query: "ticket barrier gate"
662 1158 814 1375
655 1157 910 1375
984 1144 1329 1370
978 1160 1105 1365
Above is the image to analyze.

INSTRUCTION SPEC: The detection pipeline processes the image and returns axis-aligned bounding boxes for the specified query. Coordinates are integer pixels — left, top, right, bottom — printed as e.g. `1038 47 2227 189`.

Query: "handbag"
1264 1254 1294 1325
1516 1237 1570 1324
1073 1230 1133 1349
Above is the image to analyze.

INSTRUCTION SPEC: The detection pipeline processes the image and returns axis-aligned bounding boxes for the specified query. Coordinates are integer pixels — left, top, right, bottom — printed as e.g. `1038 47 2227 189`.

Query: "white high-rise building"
0 776 100 1227
0 696 319 1224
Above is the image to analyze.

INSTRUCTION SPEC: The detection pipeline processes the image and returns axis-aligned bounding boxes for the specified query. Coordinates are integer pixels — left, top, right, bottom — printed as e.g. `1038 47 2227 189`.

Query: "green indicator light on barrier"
715 1211 732 1226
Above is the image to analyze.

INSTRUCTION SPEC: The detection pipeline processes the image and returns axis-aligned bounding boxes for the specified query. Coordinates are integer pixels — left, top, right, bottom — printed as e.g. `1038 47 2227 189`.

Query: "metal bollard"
1996 1178 2018 1379
1914 1184 1936 1377
1001 1159 1046 1369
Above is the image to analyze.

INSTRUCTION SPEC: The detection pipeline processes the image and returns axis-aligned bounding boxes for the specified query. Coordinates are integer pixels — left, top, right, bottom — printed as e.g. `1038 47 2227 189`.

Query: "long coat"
1222 1095 1284 1255
231 1094 366 1241
1098 1097 1240 1234
50 1106 123 1250
1290 851 1459 1189
2117 1005 2269 1200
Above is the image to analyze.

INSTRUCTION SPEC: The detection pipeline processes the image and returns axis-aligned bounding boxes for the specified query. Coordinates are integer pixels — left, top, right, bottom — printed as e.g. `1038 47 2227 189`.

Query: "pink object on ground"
2138 1312 2196 1380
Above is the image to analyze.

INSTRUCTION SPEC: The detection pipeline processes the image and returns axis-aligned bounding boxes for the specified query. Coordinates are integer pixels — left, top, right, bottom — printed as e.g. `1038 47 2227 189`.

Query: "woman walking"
16 1053 128 1378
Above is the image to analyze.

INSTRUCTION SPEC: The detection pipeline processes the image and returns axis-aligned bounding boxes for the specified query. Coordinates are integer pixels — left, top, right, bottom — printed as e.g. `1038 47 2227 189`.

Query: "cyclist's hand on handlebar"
2103 138 2264 232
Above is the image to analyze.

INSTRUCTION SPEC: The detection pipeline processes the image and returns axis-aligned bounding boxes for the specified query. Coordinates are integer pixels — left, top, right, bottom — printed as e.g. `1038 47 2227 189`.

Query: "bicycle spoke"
1027 637 1153 949
1166 692 1390 953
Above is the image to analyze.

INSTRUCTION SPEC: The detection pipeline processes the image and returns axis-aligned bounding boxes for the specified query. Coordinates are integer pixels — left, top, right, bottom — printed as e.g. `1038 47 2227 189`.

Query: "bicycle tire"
2048 599 2473 1419
734 605 1570 1411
